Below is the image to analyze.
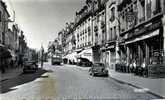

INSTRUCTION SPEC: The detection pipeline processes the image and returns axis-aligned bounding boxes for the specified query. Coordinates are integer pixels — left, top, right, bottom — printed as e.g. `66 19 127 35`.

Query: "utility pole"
41 44 44 68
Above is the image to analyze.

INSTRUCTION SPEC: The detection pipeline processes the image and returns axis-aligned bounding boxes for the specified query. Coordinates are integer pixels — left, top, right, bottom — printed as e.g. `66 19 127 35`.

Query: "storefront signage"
84 53 92 56
147 21 161 31
134 28 146 36
130 21 161 38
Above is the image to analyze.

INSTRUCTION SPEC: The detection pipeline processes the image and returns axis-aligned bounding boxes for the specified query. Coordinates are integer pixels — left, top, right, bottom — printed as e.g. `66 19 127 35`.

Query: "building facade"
103 0 120 70
74 11 93 62
59 0 165 77
0 0 10 45
117 0 165 77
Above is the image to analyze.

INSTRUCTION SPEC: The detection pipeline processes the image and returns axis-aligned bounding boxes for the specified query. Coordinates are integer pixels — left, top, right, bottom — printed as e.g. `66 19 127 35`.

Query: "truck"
51 50 62 65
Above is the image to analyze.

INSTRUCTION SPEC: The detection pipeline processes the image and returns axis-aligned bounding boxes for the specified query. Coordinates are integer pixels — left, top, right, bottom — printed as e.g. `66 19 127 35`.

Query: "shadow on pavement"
0 68 53 94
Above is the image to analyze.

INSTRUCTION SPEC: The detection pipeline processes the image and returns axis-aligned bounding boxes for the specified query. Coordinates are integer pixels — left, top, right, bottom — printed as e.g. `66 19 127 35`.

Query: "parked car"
89 63 108 77
77 58 92 67
23 61 38 73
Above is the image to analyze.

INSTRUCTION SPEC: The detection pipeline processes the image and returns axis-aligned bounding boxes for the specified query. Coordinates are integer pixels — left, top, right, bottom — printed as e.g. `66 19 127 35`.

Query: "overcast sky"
4 0 84 51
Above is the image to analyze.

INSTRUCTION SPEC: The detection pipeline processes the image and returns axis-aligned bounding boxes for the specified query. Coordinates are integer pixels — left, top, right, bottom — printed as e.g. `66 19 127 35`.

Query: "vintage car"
23 61 38 73
89 63 108 77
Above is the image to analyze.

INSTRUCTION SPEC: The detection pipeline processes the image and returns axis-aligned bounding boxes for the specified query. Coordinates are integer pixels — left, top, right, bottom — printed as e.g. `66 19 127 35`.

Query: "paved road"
0 63 160 100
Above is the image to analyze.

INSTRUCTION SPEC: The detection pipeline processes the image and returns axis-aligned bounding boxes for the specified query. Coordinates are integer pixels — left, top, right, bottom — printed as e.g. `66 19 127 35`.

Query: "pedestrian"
129 60 133 73
142 58 147 77
18 56 23 68
133 60 137 74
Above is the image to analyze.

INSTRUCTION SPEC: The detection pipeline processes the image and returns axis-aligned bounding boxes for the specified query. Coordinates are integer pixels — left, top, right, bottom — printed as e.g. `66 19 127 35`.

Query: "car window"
93 63 105 67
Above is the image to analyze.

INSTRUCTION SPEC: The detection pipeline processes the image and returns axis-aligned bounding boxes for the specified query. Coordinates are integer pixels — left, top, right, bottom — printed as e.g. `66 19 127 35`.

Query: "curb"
0 72 23 82
0 69 23 82
110 76 165 99
0 79 8 82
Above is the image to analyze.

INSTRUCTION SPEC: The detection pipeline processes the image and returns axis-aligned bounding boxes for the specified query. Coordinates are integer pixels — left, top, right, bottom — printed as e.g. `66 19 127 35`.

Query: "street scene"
0 62 161 99
1 0 165 99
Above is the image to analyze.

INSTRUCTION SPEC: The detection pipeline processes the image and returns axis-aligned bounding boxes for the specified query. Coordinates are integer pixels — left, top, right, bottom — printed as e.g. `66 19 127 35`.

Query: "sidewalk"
108 69 165 98
0 67 23 82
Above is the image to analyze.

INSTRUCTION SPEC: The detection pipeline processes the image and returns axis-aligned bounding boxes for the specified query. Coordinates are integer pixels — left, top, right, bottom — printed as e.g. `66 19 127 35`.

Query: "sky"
4 0 85 51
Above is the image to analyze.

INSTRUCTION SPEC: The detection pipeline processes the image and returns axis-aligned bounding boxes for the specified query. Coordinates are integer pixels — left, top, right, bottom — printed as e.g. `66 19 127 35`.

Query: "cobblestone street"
0 62 160 100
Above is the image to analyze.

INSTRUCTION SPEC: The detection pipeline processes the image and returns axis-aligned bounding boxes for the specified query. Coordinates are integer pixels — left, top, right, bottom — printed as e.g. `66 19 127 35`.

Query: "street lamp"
114 16 121 64
41 44 44 68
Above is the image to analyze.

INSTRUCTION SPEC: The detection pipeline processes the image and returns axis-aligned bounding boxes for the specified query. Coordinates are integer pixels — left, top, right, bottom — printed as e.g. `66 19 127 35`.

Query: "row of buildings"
56 0 165 77
0 0 34 72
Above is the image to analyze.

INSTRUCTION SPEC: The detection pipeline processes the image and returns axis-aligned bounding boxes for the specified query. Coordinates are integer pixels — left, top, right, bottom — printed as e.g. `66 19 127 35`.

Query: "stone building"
0 0 10 45
101 0 120 70
117 0 165 77
74 5 93 62
72 0 107 63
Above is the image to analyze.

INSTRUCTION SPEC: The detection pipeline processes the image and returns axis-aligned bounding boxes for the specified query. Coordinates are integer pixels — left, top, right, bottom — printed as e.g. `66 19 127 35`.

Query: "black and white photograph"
0 0 165 99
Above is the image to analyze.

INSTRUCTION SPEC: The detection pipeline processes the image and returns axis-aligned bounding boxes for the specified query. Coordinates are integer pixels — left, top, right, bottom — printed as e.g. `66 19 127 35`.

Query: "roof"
0 1 10 17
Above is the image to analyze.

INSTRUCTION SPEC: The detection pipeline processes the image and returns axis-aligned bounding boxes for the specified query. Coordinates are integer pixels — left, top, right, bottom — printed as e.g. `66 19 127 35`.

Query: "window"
110 7 115 22
0 11 2 22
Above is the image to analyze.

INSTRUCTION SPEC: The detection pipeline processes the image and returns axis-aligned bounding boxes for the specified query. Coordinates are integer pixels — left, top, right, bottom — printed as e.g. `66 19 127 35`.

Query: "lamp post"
41 45 44 68
114 16 121 64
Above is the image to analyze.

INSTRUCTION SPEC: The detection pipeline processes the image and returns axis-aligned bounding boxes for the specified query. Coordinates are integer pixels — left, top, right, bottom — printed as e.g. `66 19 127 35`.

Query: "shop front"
125 20 165 78
63 51 77 64
105 44 116 70
76 48 93 62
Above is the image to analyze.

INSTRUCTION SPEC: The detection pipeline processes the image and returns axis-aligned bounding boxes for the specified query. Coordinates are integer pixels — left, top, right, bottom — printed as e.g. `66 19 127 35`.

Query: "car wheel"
91 72 95 76
105 74 109 77
89 72 92 75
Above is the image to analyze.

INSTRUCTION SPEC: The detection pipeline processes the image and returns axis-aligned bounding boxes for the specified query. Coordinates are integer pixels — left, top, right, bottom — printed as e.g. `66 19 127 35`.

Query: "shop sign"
134 28 146 36
107 45 115 49
84 53 92 56
132 21 161 37
147 21 161 31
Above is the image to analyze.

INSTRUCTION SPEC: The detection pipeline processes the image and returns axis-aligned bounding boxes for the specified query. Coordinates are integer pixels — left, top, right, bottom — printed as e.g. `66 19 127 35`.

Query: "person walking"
129 60 133 73
142 58 147 77
133 60 137 74
18 55 23 68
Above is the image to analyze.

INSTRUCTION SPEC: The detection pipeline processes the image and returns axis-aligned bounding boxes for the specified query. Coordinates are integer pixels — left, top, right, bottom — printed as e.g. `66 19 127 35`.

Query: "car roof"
94 63 104 64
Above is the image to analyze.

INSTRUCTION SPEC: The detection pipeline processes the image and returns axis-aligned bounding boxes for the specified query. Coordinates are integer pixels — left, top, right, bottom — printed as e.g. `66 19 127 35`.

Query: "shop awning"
63 52 77 61
125 30 159 44
76 49 92 62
